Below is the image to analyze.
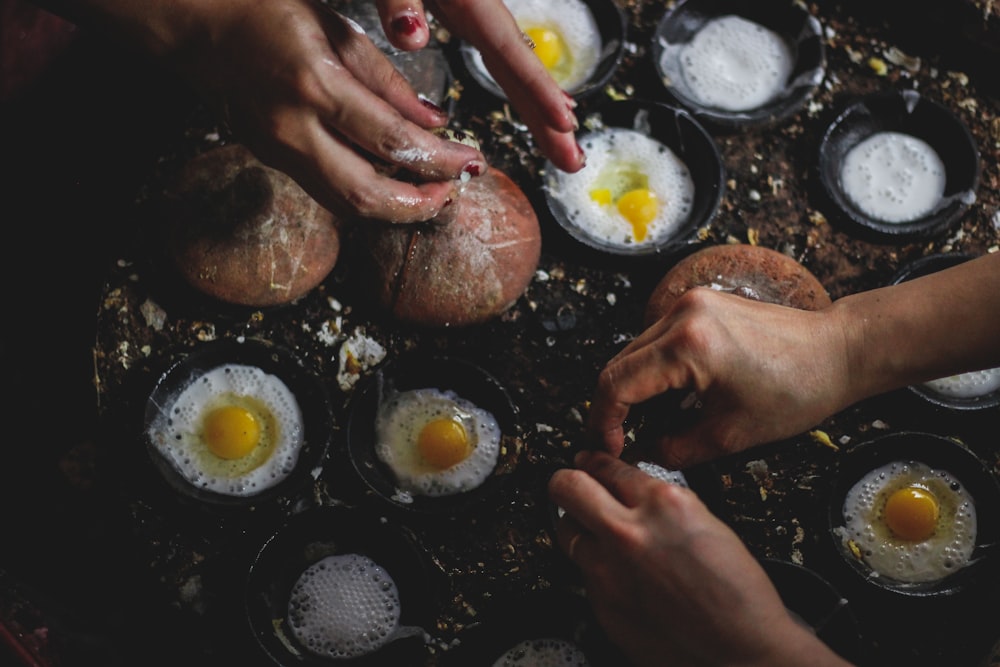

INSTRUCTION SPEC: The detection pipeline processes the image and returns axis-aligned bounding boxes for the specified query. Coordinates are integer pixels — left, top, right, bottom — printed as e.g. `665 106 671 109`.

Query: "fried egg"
491 638 591 667
839 131 946 223
286 553 402 659
637 461 689 488
374 388 502 497
469 0 601 93
147 363 303 496
922 367 1000 400
547 127 695 248
838 460 977 584
660 15 794 112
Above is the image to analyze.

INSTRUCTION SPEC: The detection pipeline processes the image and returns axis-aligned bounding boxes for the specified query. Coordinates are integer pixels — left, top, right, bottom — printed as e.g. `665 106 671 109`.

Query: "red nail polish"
391 14 422 36
463 163 481 177
420 97 445 115
443 197 453 207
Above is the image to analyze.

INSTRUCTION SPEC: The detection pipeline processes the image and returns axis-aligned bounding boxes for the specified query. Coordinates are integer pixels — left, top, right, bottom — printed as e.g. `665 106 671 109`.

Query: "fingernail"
419 95 445 115
576 143 587 168
570 112 579 131
443 197 453 208
462 161 483 178
391 13 422 37
563 91 578 110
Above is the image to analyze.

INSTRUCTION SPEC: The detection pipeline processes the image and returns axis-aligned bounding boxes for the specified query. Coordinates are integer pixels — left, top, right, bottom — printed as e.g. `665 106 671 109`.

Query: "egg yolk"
203 405 260 459
417 418 471 470
884 485 940 541
589 164 661 242
590 188 612 206
525 26 564 71
616 189 659 242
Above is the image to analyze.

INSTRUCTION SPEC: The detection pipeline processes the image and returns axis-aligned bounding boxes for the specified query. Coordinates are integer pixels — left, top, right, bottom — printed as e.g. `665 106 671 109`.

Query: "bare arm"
588 251 1000 468
836 251 1000 398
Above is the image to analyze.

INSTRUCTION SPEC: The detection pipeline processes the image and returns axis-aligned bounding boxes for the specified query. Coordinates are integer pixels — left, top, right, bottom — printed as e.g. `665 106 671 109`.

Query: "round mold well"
817 90 980 243
345 352 521 517
245 505 443 666
541 98 724 261
142 337 333 512
650 0 826 130
824 431 1000 612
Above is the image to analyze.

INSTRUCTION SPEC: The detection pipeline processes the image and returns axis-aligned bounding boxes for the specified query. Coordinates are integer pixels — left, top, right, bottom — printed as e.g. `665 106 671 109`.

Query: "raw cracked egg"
147 363 304 497
492 638 591 666
547 127 695 249
510 0 600 90
838 460 977 584
286 553 403 660
374 388 502 498
467 0 601 93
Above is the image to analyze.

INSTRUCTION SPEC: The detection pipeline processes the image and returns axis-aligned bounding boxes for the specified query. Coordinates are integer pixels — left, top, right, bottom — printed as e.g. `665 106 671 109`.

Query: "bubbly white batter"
923 367 1000 399
839 131 946 223
661 15 794 112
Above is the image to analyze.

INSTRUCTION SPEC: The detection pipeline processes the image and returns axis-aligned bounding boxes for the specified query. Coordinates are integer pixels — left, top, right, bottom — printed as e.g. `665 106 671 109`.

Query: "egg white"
468 0 601 93
287 553 401 659
374 388 502 497
547 127 695 248
491 638 591 667
839 460 977 584
148 363 304 496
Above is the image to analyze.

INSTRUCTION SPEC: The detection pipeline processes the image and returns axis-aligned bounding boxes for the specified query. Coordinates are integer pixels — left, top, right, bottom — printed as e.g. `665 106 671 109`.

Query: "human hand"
373 0 584 173
587 287 852 469
164 0 487 223
548 451 853 667
41 0 583 221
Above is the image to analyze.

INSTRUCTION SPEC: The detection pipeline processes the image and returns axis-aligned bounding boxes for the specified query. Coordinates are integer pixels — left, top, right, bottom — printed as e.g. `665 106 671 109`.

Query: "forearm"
831 251 1000 403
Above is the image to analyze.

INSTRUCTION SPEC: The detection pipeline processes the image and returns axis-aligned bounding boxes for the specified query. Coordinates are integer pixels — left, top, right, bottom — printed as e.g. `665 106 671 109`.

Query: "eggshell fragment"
160 144 341 307
645 244 831 326
361 168 542 327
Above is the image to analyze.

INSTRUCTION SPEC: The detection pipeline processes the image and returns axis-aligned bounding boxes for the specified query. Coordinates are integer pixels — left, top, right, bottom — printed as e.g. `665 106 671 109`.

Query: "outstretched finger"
426 0 582 172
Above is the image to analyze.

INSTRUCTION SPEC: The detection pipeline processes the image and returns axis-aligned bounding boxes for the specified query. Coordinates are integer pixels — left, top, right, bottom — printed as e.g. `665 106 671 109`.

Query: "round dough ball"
362 168 541 327
645 244 831 326
161 144 341 307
